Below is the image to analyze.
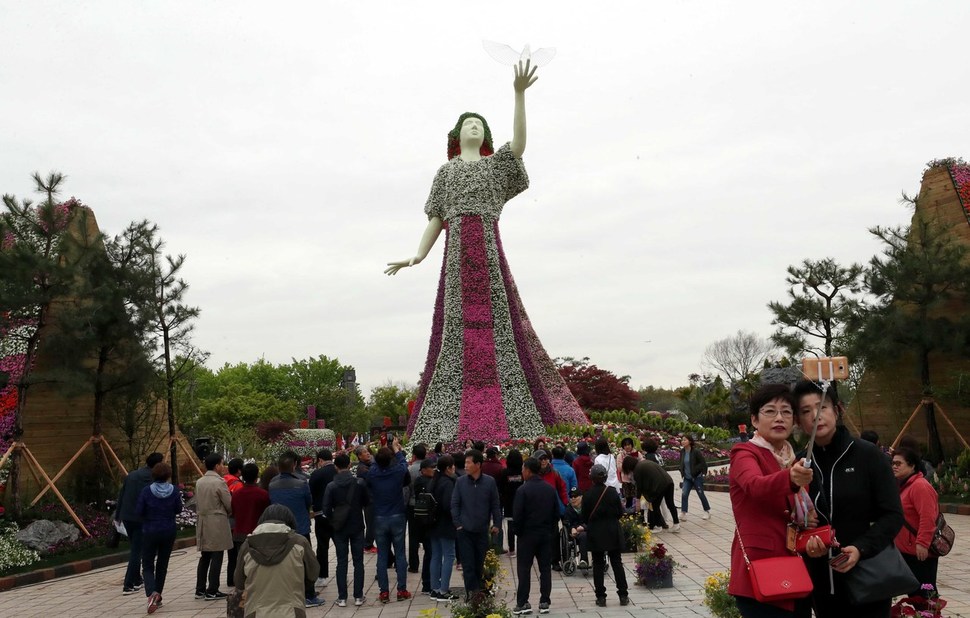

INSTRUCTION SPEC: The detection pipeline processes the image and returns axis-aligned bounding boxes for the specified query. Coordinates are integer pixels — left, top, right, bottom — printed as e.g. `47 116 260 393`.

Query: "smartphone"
802 356 850 381
829 553 849 568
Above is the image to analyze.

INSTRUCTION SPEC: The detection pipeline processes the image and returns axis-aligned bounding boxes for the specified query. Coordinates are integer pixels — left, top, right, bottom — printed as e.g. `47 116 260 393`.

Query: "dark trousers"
314 515 332 578
649 485 680 528
506 518 516 552
227 540 240 587
141 531 175 597
420 535 433 592
812 590 890 618
122 520 144 588
734 595 796 617
302 533 315 599
516 532 552 606
592 550 628 600
363 503 375 547
196 550 224 594
549 521 561 566
456 529 490 595
333 530 365 601
407 506 420 570
902 552 938 597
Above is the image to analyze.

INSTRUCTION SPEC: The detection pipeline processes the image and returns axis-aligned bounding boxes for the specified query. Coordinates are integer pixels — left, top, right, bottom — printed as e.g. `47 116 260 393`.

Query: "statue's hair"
447 112 494 160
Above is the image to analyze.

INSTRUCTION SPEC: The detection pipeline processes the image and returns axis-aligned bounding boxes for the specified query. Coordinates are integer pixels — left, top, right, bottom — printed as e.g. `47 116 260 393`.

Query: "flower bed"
267 428 336 459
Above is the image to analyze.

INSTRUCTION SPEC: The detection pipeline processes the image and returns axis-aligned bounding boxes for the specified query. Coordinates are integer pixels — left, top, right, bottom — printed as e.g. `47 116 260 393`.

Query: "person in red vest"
229 463 271 588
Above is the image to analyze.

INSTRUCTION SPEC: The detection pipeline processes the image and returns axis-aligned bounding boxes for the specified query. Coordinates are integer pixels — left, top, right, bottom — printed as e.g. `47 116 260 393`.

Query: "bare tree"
703 330 777 385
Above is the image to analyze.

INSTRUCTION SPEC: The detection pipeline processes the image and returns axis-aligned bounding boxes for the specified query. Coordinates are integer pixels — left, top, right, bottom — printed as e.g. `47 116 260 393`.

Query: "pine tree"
859 203 970 462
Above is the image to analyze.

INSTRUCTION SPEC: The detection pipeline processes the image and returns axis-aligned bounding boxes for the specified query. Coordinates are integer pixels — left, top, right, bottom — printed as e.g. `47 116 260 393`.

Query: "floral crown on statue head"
447 112 494 160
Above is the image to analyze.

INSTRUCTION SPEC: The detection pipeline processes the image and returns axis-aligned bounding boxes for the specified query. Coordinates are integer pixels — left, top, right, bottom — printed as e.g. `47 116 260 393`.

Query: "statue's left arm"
510 59 538 159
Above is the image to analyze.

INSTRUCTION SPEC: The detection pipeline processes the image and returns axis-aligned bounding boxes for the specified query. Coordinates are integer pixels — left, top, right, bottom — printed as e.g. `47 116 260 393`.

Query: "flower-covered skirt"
407 214 588 444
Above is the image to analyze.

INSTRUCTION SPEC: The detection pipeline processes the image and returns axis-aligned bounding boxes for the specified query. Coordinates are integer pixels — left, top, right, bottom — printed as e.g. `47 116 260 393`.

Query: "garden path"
1 491 969 617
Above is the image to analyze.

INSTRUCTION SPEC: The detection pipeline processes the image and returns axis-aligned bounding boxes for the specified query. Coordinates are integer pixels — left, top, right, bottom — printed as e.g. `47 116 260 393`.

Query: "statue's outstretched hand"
384 257 421 276
513 59 538 92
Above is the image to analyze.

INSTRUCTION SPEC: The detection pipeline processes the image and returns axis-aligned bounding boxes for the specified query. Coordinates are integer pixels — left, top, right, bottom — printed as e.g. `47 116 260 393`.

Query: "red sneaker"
379 591 390 604
365 546 378 554
147 592 161 615
397 590 412 601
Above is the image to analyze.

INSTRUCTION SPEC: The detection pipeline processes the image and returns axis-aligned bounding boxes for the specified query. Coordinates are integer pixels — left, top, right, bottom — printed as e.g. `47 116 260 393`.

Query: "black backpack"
413 479 438 526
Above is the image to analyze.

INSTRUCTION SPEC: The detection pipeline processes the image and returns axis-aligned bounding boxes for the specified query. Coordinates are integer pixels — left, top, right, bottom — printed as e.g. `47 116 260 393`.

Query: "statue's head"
447 112 494 160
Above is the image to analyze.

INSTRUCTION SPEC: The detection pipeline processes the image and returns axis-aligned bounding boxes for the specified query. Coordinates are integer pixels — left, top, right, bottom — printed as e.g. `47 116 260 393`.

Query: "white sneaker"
337 599 347 607
354 597 366 606
316 577 328 587
702 511 710 520
672 523 681 533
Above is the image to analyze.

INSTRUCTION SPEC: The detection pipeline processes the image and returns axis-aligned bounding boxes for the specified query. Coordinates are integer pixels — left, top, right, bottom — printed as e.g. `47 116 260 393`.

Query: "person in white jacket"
593 438 622 495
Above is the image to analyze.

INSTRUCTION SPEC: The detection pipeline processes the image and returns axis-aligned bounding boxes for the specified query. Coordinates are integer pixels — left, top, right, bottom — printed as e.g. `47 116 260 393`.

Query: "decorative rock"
14 519 80 552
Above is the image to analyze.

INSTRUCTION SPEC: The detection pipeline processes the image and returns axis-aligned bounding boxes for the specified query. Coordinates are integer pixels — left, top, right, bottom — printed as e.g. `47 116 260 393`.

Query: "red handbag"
737 527 813 603
795 525 837 554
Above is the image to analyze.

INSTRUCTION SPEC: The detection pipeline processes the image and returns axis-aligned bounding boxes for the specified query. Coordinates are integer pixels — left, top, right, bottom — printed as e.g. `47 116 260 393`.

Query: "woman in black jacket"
497 449 524 556
794 380 903 618
428 455 458 601
579 464 629 607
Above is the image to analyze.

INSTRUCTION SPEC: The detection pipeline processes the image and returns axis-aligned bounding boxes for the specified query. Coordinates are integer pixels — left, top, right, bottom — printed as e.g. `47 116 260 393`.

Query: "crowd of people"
113 385 947 618
113 429 714 615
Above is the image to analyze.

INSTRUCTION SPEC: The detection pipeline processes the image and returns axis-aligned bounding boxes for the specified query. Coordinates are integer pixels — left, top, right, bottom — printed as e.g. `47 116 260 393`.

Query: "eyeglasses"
759 408 794 419
891 461 905 468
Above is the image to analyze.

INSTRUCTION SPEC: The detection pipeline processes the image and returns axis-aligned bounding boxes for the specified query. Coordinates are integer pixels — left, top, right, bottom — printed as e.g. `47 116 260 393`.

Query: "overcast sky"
2 2 967 397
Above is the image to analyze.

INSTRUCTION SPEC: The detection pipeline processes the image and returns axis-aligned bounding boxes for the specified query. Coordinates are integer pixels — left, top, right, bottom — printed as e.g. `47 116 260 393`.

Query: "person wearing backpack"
322 453 370 607
428 455 459 602
412 458 437 594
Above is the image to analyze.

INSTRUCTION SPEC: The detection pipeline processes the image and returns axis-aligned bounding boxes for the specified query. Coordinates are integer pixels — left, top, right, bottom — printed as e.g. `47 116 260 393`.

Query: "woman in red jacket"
728 384 816 617
892 447 940 595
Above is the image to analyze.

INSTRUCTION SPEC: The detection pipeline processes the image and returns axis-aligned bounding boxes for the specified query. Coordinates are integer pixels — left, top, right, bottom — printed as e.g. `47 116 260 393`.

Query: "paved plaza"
2 491 969 617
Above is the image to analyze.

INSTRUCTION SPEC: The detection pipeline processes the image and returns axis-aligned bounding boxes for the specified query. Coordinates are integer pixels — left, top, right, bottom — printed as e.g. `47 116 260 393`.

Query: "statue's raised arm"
510 59 538 159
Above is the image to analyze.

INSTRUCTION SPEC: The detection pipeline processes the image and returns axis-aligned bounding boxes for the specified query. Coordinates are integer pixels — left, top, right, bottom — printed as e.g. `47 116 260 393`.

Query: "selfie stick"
802 359 834 468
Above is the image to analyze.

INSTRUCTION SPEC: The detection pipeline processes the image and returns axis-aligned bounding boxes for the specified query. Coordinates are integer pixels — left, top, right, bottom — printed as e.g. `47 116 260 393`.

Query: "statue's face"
459 116 484 147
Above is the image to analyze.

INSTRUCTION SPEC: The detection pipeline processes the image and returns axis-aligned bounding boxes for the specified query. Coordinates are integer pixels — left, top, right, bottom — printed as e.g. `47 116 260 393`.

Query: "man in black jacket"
511 457 560 615
309 449 336 587
323 453 370 607
116 452 164 595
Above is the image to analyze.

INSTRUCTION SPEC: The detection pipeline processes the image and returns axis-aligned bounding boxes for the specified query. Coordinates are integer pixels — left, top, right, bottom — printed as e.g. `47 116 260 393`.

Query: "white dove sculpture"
482 40 556 67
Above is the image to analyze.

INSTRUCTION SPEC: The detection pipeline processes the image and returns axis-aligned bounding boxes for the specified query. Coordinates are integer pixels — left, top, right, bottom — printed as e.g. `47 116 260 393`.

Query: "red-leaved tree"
556 357 639 412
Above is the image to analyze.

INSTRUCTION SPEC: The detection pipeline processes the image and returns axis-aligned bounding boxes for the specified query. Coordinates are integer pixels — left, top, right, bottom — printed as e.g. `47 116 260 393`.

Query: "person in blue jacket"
135 461 183 614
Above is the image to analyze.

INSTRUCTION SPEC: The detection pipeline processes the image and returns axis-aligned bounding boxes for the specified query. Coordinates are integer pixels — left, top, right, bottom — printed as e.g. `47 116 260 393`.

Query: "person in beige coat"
196 452 233 600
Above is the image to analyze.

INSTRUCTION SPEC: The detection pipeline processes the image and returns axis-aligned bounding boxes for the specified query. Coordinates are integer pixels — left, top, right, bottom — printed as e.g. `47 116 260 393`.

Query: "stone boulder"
15 519 80 552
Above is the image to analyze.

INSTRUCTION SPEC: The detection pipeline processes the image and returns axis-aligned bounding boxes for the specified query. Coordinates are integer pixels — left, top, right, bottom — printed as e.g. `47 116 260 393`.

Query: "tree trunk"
163 325 178 485
921 350 945 465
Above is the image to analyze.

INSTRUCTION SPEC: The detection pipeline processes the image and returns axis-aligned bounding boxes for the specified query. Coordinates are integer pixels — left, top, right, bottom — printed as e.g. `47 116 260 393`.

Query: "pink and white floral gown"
407 143 588 444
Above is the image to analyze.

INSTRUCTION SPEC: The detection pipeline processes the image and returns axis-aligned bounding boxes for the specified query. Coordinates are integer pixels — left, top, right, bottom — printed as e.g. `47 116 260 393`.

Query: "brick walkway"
1 491 968 617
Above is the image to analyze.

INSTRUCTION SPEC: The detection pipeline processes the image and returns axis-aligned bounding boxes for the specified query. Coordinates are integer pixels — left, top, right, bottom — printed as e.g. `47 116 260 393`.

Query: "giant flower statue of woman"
386 61 588 444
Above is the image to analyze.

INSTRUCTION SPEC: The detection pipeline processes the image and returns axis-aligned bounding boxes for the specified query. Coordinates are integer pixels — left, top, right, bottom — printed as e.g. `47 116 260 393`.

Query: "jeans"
516 531 551 606
141 531 175 596
681 474 711 513
332 530 365 601
122 520 144 588
196 550 223 594
456 529 489 595
592 550 628 599
314 515 332 578
429 533 456 594
375 513 408 593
